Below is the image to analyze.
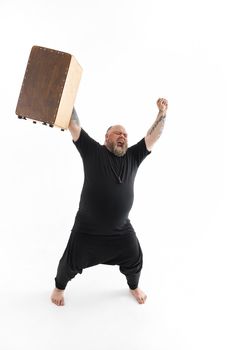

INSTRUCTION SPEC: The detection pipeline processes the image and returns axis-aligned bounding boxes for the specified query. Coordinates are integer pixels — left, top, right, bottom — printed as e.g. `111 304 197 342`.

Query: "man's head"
104 125 128 157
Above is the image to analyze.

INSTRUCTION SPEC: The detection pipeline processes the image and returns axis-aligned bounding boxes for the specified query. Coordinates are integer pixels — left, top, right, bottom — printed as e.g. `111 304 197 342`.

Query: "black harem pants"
54 220 143 290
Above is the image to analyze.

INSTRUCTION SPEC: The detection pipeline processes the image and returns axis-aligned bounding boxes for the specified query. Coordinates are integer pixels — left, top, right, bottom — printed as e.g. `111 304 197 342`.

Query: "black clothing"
73 129 150 234
55 129 150 290
55 229 143 290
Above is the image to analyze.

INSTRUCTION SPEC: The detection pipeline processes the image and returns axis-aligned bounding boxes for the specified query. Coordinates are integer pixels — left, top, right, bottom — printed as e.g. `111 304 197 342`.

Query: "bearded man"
51 98 168 306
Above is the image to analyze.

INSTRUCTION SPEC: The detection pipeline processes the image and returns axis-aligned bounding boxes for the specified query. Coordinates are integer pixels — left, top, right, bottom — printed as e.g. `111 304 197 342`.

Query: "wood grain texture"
16 46 82 129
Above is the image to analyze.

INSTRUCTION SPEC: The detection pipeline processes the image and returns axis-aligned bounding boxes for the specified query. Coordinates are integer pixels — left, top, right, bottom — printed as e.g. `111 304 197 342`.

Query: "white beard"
107 141 128 156
113 145 127 156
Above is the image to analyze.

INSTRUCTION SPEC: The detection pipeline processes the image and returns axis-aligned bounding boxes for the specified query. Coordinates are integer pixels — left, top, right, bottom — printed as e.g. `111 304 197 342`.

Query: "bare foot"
130 288 147 304
51 288 65 306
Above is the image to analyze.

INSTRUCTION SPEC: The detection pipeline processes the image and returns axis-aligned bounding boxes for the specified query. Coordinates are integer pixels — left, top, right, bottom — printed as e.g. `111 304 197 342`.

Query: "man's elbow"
69 123 81 142
145 136 154 151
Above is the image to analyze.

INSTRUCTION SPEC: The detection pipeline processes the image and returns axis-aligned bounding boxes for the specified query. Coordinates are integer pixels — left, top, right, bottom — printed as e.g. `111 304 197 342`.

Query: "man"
51 98 168 306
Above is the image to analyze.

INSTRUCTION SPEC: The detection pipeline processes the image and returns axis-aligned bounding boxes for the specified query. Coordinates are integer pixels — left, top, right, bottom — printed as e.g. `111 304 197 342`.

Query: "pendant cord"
105 148 124 184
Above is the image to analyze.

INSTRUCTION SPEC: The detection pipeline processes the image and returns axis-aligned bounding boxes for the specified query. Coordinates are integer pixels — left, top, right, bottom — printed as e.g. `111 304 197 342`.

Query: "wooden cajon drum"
15 46 82 130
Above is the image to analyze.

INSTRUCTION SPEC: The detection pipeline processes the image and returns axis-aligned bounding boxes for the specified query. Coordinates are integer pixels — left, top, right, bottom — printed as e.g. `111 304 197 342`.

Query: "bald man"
51 98 168 306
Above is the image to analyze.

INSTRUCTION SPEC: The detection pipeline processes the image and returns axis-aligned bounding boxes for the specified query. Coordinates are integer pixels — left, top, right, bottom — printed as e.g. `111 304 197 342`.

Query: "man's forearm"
147 110 166 138
70 107 80 125
68 108 81 141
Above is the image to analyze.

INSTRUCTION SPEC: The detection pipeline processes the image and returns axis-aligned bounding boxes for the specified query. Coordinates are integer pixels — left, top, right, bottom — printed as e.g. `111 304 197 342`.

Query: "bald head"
104 125 128 156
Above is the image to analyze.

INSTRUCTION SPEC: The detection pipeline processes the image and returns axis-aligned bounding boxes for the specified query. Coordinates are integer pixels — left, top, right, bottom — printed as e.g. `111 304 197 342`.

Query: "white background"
0 0 232 349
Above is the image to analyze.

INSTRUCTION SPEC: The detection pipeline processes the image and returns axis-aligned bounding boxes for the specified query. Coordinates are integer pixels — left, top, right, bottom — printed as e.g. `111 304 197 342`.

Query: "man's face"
105 125 128 156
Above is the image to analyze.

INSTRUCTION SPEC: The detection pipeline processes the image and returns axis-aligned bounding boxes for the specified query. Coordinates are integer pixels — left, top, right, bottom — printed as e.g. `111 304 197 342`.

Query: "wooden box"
15 46 82 129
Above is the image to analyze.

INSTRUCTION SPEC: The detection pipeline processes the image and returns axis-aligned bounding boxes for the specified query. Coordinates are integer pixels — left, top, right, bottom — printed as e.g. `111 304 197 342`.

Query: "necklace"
105 148 124 184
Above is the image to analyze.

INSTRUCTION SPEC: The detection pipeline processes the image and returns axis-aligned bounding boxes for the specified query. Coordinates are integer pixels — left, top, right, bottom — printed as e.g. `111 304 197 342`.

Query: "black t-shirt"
73 129 151 234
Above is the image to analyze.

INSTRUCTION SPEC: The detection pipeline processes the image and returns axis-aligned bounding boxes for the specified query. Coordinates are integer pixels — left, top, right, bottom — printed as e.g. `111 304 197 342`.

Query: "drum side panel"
55 56 83 129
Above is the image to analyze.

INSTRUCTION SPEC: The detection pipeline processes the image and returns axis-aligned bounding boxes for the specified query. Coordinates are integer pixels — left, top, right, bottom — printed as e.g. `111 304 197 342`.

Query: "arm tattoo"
71 108 80 125
148 114 166 135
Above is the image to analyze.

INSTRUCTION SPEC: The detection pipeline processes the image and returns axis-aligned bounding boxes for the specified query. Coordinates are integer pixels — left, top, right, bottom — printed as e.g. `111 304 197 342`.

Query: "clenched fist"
157 98 168 113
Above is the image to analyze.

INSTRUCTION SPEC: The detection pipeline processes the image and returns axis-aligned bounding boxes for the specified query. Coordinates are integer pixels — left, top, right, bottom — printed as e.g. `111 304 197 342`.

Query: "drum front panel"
16 46 82 129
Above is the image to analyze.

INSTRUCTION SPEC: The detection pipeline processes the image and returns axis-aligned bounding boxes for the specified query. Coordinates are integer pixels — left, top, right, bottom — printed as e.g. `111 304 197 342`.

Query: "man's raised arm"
145 98 168 151
68 108 81 142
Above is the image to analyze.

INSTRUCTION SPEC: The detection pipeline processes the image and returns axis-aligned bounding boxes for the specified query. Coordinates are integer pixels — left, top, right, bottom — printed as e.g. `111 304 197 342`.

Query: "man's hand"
157 98 168 114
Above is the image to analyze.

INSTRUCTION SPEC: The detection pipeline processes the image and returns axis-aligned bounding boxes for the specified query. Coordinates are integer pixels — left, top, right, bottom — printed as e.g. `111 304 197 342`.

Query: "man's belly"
78 182 134 230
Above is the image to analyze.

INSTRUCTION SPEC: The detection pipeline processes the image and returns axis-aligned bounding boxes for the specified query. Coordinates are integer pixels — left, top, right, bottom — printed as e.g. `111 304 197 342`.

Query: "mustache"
106 140 128 156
